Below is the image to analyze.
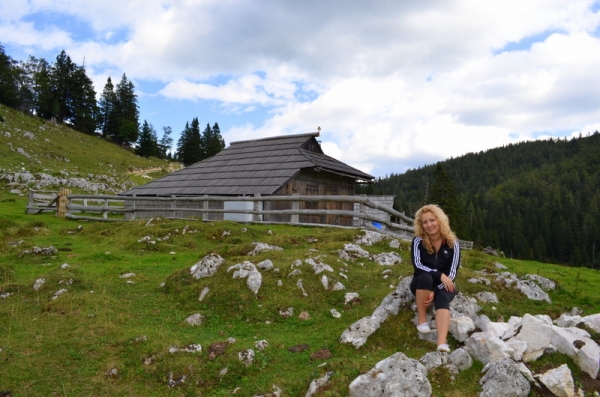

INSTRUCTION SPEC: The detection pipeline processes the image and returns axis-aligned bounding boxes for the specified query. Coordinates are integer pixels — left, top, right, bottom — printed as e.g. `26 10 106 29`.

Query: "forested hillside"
361 133 600 267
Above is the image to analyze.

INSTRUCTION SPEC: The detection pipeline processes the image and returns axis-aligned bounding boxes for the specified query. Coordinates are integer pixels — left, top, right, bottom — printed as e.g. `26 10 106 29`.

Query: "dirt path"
128 162 182 175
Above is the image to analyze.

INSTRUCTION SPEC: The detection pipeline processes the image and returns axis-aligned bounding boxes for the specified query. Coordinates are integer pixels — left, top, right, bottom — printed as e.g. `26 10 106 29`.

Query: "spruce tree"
98 77 117 139
111 74 139 145
136 120 159 157
206 122 225 158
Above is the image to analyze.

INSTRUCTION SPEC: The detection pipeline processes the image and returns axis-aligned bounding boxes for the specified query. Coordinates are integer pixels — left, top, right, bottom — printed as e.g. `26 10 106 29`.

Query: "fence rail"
27 190 473 249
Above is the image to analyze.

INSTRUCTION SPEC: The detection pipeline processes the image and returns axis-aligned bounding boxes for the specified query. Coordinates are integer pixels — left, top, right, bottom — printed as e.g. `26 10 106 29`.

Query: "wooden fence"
26 191 474 249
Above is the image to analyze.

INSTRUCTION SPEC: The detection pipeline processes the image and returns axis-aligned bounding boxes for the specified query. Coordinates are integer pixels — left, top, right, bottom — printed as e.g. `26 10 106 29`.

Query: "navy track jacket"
411 236 461 290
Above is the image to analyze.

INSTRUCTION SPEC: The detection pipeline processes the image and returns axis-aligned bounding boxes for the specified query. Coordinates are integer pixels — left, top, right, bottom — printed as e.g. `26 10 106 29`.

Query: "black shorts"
410 272 456 311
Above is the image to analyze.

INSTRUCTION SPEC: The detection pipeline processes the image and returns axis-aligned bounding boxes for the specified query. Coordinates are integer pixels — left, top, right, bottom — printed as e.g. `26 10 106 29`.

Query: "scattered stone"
342 244 370 258
248 242 282 256
106 368 118 378
167 371 186 388
51 289 68 300
119 273 135 278
348 352 432 397
330 309 341 318
299 311 310 320
475 291 499 303
190 253 225 279
169 344 201 354
255 340 269 351
184 313 204 326
238 349 255 366
389 239 400 248
304 257 334 274
61 263 70 269
198 287 210 301
305 371 334 397
279 307 294 318
479 359 530 397
344 292 360 305
33 278 45 291
536 364 574 397
257 259 274 271
371 252 402 266
133 335 147 343
355 230 384 246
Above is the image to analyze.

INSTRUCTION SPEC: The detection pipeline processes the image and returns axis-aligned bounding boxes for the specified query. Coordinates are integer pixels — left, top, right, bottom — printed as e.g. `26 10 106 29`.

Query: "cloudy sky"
2 1 600 177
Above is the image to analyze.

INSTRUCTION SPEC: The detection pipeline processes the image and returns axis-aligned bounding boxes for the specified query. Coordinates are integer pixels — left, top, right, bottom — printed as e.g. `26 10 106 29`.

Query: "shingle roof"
120 132 374 196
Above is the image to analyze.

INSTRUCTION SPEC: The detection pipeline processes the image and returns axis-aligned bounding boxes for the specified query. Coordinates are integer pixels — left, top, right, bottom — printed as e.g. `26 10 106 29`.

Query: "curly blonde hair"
414 204 458 254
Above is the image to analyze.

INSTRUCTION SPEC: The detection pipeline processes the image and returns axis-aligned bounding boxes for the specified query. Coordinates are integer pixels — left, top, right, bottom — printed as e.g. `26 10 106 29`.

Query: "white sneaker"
437 343 450 353
416 322 431 333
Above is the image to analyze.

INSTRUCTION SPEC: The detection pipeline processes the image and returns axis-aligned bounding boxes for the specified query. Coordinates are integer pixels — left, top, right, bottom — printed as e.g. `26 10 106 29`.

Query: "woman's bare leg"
435 308 451 344
415 289 432 325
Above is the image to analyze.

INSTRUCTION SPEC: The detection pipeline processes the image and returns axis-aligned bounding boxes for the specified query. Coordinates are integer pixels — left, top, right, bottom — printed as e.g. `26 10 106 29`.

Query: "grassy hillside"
0 103 176 193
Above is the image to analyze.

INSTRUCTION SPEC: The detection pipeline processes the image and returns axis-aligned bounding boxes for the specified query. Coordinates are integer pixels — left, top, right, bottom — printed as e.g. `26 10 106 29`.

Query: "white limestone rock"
449 316 476 342
184 313 204 326
464 332 514 364
479 359 530 397
190 253 224 279
537 364 574 397
371 252 402 266
348 352 431 397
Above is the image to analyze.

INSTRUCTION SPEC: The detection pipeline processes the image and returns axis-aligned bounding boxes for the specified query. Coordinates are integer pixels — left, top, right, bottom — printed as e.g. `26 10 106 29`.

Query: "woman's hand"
423 291 434 308
441 274 455 292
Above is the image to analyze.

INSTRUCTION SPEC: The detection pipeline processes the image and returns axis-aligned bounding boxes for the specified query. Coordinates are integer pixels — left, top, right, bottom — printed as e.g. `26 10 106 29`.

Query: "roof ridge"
230 132 319 146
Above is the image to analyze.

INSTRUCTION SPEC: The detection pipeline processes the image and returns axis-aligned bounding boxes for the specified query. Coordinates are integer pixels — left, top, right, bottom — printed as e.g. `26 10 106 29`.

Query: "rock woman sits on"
410 204 461 353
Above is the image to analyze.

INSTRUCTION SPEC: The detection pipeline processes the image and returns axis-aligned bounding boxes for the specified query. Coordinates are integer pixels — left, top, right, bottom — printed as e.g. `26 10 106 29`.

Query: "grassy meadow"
1 192 600 397
1 104 600 396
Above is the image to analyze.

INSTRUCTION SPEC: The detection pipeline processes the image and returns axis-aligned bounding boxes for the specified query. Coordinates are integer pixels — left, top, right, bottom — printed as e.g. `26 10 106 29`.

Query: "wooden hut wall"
263 169 355 226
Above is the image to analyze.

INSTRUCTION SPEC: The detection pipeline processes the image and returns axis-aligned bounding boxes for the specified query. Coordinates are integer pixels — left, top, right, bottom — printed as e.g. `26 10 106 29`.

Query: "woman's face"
421 211 440 238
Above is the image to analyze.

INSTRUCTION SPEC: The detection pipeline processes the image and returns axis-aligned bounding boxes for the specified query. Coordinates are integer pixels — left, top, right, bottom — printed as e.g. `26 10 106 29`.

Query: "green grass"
1 193 600 396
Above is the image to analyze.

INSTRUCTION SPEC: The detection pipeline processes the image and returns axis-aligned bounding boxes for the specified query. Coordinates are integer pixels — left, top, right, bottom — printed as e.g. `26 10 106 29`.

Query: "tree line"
0 44 224 165
359 133 600 268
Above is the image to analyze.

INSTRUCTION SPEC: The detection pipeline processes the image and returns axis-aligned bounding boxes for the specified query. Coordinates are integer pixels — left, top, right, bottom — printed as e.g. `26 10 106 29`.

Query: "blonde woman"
410 204 461 353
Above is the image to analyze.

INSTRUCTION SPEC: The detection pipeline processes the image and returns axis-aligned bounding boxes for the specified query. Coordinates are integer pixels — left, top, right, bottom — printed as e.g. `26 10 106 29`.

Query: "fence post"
103 198 108 219
171 195 176 218
202 195 208 221
253 194 262 222
291 193 299 224
56 188 71 217
357 194 366 227
130 194 136 220
27 190 34 214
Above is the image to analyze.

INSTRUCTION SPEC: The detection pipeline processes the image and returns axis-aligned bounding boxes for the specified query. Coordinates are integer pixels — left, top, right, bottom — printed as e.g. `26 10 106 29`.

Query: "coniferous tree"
70 65 98 134
51 50 77 123
176 118 203 166
110 74 139 145
0 44 19 108
136 120 159 157
205 122 225 158
98 77 117 138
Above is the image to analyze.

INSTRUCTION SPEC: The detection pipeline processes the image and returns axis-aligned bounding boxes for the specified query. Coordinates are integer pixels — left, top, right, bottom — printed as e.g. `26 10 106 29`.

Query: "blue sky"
2 0 600 177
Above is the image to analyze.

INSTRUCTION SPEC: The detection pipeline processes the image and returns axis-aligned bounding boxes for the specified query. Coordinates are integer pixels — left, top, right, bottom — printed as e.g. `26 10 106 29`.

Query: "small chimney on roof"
317 126 321 136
